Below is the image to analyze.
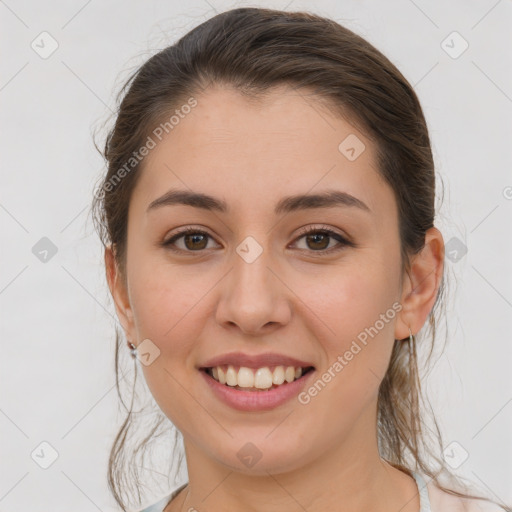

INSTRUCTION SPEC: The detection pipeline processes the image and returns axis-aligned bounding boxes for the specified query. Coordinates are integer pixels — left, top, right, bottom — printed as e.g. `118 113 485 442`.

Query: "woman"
92 7 509 512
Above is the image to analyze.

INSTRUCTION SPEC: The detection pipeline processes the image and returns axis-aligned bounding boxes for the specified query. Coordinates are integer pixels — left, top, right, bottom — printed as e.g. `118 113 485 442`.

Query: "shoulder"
138 482 188 512
426 480 508 512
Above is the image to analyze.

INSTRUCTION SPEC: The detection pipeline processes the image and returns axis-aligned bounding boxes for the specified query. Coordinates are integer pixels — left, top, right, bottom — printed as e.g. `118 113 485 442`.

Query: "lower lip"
199 368 315 411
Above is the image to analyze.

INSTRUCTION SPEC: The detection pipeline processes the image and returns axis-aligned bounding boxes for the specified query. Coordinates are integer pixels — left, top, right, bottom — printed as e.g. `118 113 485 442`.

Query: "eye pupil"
185 233 208 250
307 233 329 250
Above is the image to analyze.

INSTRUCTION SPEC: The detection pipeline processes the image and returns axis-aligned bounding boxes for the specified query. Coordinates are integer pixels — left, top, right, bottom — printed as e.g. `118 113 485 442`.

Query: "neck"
174 407 420 512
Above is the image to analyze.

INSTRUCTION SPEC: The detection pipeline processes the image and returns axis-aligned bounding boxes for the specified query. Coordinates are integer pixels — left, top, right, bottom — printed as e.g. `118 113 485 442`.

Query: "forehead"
131 85 394 221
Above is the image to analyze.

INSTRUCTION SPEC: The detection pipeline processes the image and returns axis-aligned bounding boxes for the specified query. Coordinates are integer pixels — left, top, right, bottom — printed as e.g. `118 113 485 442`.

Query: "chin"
209 436 312 476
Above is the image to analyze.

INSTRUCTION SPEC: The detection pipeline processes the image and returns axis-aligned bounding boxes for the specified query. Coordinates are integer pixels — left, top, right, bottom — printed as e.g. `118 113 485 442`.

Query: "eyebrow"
146 188 371 215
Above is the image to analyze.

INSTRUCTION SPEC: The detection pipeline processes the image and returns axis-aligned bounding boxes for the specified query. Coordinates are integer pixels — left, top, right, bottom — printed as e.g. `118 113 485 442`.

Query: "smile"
200 365 316 411
205 364 315 391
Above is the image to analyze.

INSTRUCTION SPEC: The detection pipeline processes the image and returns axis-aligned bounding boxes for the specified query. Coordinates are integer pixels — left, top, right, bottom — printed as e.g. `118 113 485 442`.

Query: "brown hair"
91 7 510 511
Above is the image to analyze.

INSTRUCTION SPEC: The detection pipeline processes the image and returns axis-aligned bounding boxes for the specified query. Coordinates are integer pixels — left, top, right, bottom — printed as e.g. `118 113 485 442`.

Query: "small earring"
128 342 137 359
408 326 415 344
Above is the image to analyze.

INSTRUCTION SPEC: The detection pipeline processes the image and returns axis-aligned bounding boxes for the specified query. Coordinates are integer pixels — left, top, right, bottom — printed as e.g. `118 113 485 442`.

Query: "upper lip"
199 351 315 370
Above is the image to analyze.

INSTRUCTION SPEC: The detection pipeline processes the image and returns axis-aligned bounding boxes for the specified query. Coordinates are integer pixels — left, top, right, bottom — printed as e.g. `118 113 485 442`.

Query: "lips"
198 351 315 370
200 364 316 411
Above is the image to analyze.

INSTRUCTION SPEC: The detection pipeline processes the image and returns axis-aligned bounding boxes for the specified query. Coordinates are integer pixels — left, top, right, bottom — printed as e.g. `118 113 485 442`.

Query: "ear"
105 245 136 344
395 227 445 340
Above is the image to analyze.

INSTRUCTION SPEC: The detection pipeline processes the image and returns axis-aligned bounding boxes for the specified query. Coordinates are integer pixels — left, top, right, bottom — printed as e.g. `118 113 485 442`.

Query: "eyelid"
293 224 349 241
162 226 218 250
162 224 354 254
290 224 354 252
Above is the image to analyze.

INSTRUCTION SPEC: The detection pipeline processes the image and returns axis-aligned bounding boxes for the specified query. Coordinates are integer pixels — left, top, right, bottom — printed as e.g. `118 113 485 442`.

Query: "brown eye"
182 232 208 250
163 228 218 252
304 232 331 250
292 226 354 254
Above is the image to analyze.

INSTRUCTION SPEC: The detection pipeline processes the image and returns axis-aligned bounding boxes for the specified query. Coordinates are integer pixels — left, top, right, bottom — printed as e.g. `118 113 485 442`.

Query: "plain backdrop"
1 0 511 510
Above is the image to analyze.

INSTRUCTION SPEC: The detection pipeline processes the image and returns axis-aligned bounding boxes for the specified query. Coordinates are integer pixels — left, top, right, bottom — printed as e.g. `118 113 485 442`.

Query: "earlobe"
395 227 445 341
104 245 135 341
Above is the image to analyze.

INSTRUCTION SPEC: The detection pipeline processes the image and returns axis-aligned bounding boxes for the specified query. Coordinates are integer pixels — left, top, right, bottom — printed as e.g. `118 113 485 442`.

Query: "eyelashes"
291 225 354 253
162 225 355 255
162 227 216 252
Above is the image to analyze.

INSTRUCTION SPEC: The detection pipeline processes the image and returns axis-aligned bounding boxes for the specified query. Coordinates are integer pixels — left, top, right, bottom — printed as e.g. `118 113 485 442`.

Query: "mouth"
200 364 315 392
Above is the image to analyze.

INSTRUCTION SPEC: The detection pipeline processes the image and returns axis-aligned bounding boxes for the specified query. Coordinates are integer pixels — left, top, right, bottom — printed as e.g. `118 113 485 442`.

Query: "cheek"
307 264 397 395
128 264 208 431
128 254 207 342
315 262 395 338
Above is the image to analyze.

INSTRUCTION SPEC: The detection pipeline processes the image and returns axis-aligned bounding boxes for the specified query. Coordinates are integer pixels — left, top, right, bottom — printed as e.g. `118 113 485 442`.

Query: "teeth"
238 367 254 387
226 365 238 386
208 364 308 389
254 368 273 389
272 366 285 385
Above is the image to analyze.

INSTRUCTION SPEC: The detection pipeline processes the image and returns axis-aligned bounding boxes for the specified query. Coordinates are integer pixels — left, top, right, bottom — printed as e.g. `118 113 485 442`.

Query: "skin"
105 84 444 512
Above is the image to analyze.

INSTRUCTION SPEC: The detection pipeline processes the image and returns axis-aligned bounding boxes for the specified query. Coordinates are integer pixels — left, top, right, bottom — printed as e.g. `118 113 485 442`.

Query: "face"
110 84 417 476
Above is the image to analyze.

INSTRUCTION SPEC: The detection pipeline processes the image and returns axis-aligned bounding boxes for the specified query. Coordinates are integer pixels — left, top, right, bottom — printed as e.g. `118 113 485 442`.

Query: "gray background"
1 0 511 510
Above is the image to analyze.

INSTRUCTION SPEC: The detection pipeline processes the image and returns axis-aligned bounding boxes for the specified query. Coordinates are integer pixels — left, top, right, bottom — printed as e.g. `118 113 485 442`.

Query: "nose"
215 247 292 335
